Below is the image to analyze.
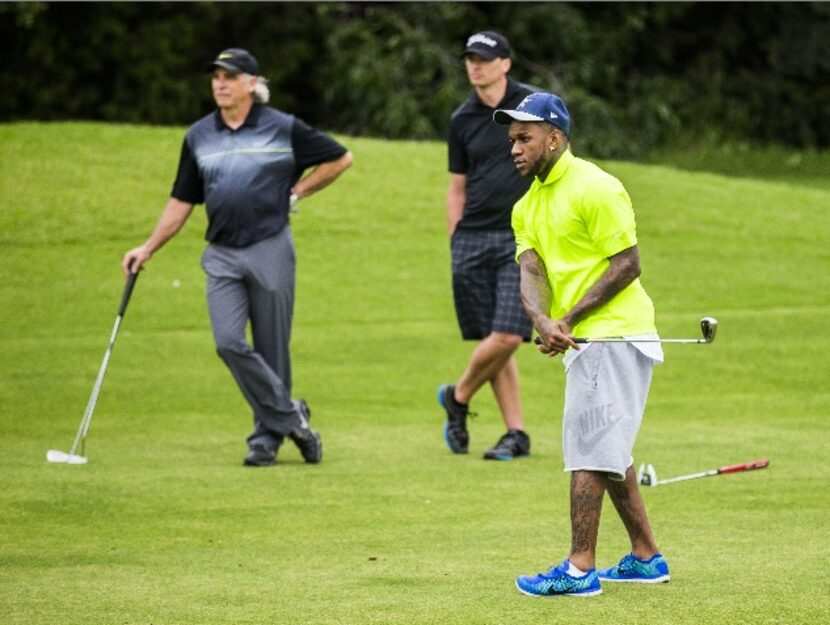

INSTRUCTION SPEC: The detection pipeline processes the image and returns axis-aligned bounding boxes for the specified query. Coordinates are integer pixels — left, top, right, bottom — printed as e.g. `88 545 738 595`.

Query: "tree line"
2 2 828 158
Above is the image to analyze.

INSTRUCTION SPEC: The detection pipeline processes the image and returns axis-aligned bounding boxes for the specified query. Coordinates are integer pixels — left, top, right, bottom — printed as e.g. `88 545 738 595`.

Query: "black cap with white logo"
208 48 260 75
462 31 511 60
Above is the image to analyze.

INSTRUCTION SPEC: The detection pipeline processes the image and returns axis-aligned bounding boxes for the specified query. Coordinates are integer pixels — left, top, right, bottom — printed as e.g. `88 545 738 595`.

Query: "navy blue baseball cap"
208 48 259 75
493 92 571 135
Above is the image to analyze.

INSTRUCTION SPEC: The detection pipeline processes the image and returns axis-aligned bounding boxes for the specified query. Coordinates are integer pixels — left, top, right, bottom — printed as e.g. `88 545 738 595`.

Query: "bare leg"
605 465 660 559
489 355 525 430
568 470 606 571
454 331 522 407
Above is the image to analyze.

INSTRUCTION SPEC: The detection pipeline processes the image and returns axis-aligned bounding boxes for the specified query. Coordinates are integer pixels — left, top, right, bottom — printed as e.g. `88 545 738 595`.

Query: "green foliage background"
3 1 829 158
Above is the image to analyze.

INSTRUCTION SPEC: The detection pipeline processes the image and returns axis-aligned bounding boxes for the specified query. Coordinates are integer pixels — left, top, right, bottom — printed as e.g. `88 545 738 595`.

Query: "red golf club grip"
718 459 769 474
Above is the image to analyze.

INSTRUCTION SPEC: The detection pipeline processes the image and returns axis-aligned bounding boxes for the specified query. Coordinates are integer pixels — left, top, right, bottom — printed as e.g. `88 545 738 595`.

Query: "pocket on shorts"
567 343 604 391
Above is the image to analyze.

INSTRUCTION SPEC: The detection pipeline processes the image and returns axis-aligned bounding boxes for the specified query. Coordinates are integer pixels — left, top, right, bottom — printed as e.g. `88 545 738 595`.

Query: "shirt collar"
499 77 522 107
469 77 521 111
539 148 574 185
213 103 262 131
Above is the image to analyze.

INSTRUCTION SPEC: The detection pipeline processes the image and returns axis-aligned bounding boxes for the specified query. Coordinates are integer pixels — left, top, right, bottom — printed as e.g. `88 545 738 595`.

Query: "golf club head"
46 449 88 465
700 317 718 343
638 463 658 487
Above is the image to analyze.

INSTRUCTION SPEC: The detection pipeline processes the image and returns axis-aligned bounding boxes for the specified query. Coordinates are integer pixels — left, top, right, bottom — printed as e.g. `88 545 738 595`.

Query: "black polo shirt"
448 78 538 231
172 104 347 247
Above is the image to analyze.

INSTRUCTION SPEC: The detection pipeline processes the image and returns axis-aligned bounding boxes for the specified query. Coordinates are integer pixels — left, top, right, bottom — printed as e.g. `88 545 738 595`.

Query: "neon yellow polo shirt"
512 149 656 338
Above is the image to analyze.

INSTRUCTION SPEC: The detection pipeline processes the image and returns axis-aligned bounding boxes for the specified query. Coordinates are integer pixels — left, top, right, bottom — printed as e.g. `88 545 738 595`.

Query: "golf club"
534 316 718 345
46 269 139 465
637 459 769 487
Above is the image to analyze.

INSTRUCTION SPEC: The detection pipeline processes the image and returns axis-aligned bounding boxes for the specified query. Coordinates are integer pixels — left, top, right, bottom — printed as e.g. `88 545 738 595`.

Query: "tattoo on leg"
606 468 657 552
570 472 604 557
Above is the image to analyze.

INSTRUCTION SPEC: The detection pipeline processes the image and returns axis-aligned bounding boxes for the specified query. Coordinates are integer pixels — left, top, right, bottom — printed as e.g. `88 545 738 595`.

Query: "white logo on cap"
550 112 558 119
467 33 498 48
517 94 538 111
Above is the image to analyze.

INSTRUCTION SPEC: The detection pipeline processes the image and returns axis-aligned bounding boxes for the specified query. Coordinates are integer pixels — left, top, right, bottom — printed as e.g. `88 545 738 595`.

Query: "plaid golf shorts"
450 228 532 341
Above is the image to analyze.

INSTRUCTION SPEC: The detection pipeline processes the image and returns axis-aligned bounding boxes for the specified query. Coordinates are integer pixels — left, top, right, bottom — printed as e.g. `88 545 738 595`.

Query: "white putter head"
46 449 88 465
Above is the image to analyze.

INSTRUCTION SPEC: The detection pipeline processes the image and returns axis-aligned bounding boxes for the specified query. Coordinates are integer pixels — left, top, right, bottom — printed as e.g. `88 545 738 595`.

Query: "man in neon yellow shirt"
493 93 670 596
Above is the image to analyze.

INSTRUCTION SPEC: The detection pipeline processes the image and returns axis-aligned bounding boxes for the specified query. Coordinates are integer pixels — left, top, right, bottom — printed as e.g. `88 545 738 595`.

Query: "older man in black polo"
123 48 353 466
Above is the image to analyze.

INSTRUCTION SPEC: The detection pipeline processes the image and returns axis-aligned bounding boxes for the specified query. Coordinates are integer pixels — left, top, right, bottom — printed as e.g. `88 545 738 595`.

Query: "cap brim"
208 61 243 74
493 110 545 125
462 47 499 60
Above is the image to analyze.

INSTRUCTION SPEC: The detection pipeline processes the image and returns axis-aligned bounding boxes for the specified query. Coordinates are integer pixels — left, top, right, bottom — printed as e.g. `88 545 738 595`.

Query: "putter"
46 270 139 465
534 316 718 346
637 459 769 487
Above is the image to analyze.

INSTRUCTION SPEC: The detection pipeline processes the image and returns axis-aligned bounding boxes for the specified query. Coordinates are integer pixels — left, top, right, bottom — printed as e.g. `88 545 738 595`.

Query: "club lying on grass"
46 270 139 465
637 459 770 487
534 316 718 345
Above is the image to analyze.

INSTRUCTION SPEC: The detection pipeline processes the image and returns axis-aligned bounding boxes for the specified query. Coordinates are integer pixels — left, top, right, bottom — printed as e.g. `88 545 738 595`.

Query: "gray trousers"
201 228 300 449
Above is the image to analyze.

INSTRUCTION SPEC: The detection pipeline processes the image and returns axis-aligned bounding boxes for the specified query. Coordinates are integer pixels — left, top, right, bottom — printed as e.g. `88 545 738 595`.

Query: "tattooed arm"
561 245 642 329
520 245 641 355
519 249 579 355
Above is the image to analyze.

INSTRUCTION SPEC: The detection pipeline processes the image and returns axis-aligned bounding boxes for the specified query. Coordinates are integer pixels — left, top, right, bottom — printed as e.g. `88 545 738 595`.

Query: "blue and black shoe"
597 553 670 583
438 384 469 454
515 560 602 597
483 429 530 461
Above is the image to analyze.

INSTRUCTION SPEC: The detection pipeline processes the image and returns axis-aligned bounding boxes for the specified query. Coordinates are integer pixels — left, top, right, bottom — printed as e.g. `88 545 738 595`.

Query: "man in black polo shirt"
122 48 353 467
438 31 537 461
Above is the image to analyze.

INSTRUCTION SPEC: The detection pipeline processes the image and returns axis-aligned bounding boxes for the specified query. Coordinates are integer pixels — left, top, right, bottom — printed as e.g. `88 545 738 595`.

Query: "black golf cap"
208 48 259 75
462 31 510 60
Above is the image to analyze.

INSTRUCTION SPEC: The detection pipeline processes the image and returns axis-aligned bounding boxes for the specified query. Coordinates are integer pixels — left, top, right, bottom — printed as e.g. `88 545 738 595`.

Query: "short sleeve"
292 118 347 170
170 137 204 204
512 196 535 263
447 120 468 174
580 176 638 258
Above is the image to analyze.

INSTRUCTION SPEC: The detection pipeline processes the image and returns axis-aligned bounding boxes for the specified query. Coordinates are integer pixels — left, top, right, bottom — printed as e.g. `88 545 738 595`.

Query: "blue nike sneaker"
515 560 602 597
597 553 670 583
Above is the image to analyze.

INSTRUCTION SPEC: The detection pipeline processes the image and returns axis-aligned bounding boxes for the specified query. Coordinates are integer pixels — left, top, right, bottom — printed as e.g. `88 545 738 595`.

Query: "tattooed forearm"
519 249 553 328
563 245 641 328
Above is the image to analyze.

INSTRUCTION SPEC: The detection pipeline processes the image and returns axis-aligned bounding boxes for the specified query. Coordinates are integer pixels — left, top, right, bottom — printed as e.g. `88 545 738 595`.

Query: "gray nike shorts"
562 343 656 480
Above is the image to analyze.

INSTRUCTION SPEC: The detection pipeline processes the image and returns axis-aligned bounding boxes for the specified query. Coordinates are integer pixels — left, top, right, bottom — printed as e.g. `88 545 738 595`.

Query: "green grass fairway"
1 122 828 624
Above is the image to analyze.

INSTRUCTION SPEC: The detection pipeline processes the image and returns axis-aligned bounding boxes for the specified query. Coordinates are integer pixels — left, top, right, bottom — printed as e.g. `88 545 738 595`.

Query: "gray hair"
238 73 270 104
252 75 270 104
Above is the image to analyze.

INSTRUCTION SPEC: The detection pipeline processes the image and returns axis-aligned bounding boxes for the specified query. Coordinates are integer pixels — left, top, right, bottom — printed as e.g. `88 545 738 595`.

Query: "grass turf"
1 122 828 624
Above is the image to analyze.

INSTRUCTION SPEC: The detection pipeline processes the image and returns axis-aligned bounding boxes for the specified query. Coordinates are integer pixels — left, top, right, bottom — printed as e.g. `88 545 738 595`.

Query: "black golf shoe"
289 399 322 464
438 384 469 454
483 429 530 461
244 444 277 467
